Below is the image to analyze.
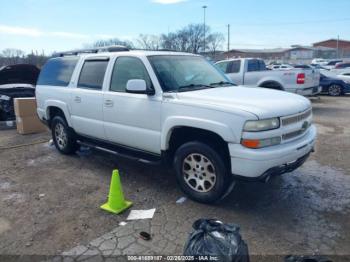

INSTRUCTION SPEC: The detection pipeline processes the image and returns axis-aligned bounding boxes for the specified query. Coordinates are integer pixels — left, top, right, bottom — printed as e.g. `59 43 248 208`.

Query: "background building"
313 39 350 58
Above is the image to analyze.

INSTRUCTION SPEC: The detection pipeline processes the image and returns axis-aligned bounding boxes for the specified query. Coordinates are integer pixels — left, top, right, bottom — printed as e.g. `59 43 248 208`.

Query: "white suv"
36 47 317 203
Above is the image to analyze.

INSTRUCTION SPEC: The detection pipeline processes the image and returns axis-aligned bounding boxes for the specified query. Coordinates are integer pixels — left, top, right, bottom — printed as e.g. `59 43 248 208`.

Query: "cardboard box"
14 97 37 117
16 115 47 135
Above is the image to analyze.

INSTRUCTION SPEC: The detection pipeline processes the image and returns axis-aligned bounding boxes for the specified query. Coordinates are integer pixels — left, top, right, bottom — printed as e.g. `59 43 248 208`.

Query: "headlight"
243 118 280 132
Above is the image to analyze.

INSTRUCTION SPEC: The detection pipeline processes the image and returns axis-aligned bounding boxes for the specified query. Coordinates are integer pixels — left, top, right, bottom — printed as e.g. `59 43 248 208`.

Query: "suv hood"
0 64 40 86
176 86 311 119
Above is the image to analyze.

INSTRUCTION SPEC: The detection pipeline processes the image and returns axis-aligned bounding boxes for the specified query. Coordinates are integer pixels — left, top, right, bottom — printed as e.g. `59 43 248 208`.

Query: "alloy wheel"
182 153 217 193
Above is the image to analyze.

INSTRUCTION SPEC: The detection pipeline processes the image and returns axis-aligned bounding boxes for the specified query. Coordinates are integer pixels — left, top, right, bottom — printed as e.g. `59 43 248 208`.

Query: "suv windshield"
148 55 231 92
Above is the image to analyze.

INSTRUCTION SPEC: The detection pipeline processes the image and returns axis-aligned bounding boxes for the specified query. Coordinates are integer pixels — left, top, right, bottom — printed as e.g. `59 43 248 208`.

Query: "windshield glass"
148 55 231 92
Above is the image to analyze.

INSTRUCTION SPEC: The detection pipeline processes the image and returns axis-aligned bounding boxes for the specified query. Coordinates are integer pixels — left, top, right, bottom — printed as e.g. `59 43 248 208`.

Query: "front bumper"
228 125 317 178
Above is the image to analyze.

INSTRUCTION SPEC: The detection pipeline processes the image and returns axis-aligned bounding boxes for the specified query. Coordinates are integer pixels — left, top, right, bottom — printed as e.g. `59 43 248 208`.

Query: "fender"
161 116 237 151
44 100 73 127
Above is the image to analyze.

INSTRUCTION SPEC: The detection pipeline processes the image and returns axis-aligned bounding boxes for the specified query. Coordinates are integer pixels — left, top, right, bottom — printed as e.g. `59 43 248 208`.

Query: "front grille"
282 109 312 126
283 129 305 140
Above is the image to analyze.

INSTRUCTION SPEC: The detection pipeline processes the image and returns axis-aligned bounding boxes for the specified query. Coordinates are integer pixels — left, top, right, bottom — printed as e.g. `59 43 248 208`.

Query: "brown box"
16 115 47 135
14 97 37 117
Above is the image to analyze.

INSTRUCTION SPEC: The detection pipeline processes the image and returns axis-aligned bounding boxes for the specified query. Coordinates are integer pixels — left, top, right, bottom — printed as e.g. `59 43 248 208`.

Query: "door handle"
104 99 114 107
74 96 81 103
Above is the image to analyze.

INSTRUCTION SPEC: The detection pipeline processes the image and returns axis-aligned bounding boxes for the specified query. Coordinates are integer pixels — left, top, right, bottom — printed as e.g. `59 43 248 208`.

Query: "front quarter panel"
161 99 255 150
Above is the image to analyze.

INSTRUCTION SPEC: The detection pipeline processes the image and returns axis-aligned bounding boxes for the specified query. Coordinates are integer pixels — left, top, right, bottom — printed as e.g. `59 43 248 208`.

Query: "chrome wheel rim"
182 153 216 193
54 123 67 150
329 85 341 96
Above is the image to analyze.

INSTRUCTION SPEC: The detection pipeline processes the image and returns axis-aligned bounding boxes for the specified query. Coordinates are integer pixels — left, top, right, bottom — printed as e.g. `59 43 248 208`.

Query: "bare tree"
207 32 225 54
87 38 134 49
1 48 25 65
137 34 162 50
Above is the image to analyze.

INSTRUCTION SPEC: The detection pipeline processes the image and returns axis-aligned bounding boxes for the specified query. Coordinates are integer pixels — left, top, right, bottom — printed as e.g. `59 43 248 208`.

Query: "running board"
77 140 162 165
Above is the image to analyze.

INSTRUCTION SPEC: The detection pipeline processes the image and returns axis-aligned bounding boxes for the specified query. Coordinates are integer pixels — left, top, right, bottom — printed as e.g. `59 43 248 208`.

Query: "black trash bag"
183 219 250 262
285 255 333 262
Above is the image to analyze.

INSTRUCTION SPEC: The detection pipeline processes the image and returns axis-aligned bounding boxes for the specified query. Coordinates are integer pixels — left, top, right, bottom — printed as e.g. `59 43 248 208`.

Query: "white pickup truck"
36 47 316 203
215 58 321 96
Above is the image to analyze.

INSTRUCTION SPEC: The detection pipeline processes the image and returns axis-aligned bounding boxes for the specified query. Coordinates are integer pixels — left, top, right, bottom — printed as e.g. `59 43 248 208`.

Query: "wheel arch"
161 117 236 151
258 80 284 90
45 101 72 127
162 123 233 170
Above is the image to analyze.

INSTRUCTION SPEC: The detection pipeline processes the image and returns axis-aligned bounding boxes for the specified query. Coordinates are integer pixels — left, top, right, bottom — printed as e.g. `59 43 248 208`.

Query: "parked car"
322 60 343 70
0 64 40 121
319 73 350 96
334 61 350 69
215 58 320 96
293 64 313 69
328 61 350 75
336 73 350 84
270 64 294 70
36 47 317 203
311 58 328 66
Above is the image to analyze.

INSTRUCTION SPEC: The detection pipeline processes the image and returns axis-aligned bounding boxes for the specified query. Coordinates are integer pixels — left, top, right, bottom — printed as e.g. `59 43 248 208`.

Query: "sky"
0 0 349 54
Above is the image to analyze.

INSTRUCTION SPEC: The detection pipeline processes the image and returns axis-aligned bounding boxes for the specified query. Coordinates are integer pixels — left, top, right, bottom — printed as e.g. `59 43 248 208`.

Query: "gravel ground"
0 95 349 261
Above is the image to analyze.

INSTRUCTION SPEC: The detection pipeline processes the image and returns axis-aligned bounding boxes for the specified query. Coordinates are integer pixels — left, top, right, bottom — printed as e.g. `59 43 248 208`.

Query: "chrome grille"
282 109 312 126
283 129 305 140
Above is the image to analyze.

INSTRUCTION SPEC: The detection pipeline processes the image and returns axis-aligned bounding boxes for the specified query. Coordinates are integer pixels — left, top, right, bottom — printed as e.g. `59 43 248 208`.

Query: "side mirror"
126 79 154 95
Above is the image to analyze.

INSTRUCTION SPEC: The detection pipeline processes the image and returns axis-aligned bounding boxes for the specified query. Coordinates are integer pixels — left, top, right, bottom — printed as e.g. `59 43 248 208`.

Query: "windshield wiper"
177 84 214 92
210 81 235 86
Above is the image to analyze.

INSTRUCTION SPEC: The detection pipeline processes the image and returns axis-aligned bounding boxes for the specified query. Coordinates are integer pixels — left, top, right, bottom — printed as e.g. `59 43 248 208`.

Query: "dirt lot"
0 95 350 261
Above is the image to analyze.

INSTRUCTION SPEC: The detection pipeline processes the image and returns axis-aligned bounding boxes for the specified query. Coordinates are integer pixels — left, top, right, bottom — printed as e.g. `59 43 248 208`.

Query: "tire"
328 84 343 96
51 116 78 154
173 141 231 204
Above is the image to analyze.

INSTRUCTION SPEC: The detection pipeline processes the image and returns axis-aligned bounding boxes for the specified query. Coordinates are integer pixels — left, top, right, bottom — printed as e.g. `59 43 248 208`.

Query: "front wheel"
328 84 343 96
51 116 78 154
174 141 232 204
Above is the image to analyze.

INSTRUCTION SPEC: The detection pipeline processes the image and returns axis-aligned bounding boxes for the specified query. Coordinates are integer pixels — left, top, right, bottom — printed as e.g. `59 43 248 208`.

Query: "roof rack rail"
53 45 129 57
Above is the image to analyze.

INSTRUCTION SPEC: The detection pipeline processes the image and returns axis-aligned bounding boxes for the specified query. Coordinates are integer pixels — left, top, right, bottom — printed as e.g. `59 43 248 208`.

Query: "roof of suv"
60 50 198 59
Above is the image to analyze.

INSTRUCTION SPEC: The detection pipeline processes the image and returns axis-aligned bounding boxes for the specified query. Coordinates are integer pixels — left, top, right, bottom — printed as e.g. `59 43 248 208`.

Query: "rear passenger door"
103 56 161 154
70 57 109 140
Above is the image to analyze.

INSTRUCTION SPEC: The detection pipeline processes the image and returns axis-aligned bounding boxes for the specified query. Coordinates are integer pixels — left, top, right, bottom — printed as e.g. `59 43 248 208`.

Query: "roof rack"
54 45 129 57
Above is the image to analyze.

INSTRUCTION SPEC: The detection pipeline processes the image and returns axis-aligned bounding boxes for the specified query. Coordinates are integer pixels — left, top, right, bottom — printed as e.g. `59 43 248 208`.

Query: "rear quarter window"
37 57 78 86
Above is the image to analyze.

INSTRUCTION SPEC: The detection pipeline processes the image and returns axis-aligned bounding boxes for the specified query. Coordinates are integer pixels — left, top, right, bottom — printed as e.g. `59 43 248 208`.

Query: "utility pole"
227 24 230 52
202 5 207 53
337 35 340 58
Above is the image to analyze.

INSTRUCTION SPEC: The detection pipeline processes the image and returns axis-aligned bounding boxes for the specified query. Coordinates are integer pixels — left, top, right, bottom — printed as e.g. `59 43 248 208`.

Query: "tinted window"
37 57 78 86
78 60 108 90
227 60 240 73
340 63 350 68
216 62 229 73
110 57 152 92
247 60 260 72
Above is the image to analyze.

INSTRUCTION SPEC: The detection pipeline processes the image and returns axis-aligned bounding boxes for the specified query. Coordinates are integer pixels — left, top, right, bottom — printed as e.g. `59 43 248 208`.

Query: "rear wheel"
174 141 231 204
328 84 343 96
51 116 78 154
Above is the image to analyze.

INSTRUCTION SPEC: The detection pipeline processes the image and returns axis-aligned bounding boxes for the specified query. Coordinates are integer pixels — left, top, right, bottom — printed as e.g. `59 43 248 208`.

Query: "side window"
247 60 260 72
37 57 78 86
259 60 266 71
216 62 229 73
110 57 152 92
78 60 108 90
227 60 241 73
